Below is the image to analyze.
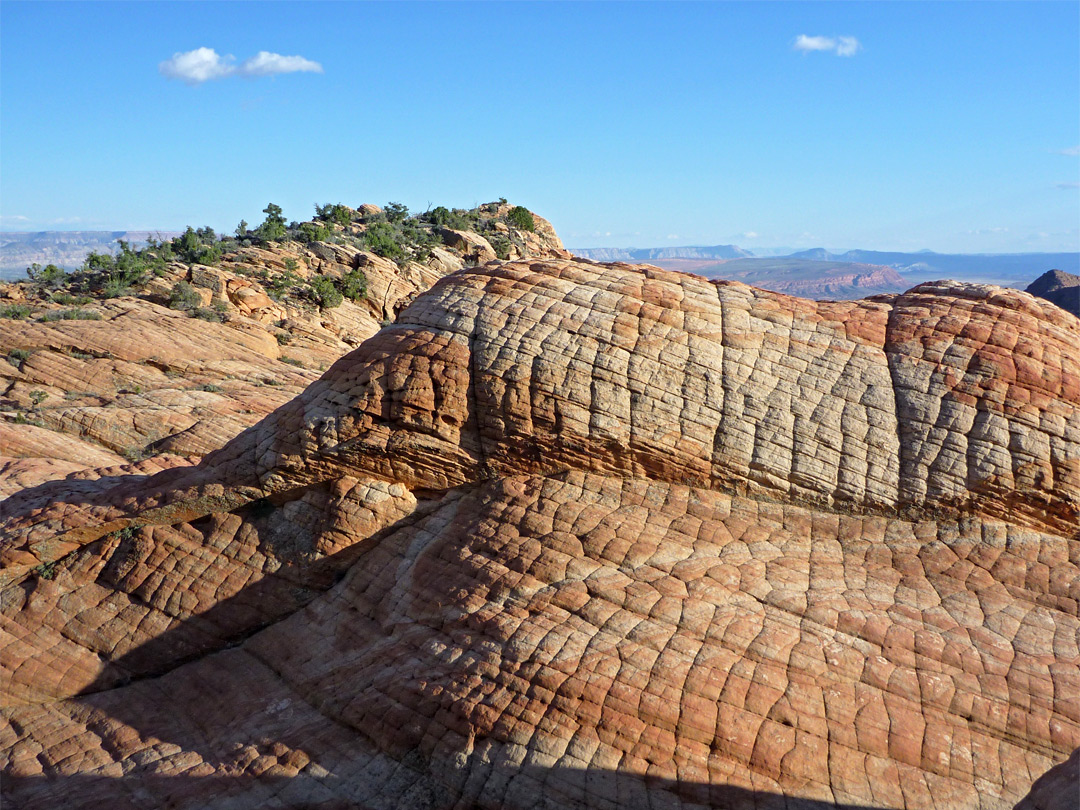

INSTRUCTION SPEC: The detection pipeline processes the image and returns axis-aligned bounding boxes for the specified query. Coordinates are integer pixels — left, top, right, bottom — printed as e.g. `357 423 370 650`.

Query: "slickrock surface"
1 207 567 481
2 259 1078 809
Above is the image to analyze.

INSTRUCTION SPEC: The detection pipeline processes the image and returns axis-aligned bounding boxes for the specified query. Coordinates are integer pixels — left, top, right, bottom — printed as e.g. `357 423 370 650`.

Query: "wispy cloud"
160 47 323 85
1057 181 1080 189
793 35 862 57
1056 145 1080 157
742 231 759 239
0 215 30 223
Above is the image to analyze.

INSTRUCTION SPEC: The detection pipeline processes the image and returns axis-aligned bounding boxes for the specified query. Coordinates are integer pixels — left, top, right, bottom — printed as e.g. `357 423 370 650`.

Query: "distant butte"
1027 268 1080 317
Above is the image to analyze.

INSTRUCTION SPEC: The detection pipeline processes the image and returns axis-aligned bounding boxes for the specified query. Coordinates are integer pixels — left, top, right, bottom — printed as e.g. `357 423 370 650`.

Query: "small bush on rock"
339 268 368 302
169 281 202 312
39 309 102 322
309 276 343 309
1 304 31 320
508 206 535 232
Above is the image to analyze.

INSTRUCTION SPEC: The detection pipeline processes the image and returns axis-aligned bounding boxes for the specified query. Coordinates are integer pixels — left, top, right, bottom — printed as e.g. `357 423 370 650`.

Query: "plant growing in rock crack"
28 390 47 409
168 280 202 312
309 275 343 309
7 348 31 369
32 560 58 580
38 308 102 322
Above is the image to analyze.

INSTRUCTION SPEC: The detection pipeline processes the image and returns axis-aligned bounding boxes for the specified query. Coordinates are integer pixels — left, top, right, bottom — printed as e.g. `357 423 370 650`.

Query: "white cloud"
742 231 759 239
0 215 30 223
794 35 835 53
835 36 861 57
666 234 680 240
794 34 862 57
160 47 323 85
240 51 323 78
159 47 234 84
1057 145 1080 156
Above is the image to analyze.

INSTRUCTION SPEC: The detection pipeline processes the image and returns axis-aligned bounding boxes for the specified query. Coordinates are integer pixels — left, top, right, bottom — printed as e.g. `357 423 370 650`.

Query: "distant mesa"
572 244 753 262
1026 268 1079 317
573 243 1080 298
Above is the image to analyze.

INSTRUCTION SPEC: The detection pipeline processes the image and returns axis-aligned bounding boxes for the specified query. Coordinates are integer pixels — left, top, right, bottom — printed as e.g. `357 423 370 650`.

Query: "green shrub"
309 276 343 309
280 356 304 366
298 221 331 243
193 305 226 322
489 234 512 260
50 293 93 306
339 268 368 301
315 203 353 226
197 382 223 393
8 348 31 369
256 203 287 242
1 304 31 320
26 263 68 288
28 390 47 408
426 206 452 227
122 446 148 463
361 222 404 260
33 560 58 580
385 202 409 223
39 309 102 322
264 270 302 301
275 332 292 345
172 227 222 265
101 277 131 299
508 206 535 232
168 280 202 311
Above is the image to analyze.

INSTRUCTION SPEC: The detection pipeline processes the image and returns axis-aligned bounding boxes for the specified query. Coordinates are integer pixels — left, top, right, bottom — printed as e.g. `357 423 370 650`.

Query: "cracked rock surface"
2 259 1077 809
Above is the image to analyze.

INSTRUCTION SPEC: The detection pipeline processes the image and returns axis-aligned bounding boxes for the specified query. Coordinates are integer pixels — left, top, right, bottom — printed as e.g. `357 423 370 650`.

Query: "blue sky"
2 1 1077 253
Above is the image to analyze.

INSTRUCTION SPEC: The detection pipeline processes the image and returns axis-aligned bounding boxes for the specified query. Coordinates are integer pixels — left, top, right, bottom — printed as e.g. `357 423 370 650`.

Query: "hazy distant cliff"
573 244 752 262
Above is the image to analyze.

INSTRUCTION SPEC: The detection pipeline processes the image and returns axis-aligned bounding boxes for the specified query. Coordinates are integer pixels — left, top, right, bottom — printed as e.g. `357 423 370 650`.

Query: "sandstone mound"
2 259 1078 809
1 202 568 484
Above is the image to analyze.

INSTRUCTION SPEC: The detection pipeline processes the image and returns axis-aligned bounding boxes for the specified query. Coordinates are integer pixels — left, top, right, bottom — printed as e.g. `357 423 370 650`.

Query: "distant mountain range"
784 248 1080 287
572 243 1080 300
0 231 182 280
571 244 753 262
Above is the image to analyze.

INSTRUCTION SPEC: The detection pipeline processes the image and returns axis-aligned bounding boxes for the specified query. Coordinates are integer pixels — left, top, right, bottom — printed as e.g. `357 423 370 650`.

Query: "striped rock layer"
2 259 1078 809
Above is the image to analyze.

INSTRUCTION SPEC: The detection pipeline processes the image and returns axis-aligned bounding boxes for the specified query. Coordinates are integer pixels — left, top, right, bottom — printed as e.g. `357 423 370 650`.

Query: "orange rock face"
1 259 1077 809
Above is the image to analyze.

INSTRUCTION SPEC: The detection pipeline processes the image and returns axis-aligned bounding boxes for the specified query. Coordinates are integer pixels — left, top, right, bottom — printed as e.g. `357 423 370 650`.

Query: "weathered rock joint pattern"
2 259 1077 810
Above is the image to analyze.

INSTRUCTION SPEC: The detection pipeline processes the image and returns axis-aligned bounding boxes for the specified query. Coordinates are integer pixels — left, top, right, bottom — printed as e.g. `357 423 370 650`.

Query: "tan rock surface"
1 259 1077 809
2 209 567 480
